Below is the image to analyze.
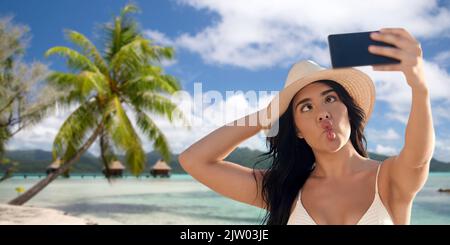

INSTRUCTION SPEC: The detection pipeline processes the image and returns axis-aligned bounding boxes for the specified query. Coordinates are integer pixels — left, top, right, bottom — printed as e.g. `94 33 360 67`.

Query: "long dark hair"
253 80 369 225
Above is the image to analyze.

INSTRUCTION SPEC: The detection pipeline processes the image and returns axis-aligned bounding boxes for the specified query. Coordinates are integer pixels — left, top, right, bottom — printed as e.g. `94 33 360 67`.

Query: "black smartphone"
328 31 401 68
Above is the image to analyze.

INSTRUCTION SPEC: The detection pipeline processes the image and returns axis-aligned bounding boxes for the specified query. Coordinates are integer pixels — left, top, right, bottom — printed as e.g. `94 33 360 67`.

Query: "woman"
178 28 435 225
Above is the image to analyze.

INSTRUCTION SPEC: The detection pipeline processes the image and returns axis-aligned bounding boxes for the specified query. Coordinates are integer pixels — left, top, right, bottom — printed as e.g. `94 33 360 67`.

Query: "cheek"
335 105 352 135
293 114 302 131
338 104 350 123
293 113 314 135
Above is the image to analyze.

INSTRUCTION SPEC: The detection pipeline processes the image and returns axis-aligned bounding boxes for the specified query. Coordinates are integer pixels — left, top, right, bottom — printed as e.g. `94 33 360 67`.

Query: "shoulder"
358 158 381 178
377 155 426 201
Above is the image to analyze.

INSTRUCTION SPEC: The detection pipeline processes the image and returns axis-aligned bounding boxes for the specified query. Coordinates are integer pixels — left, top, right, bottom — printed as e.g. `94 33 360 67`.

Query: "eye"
301 104 312 112
300 95 337 112
326 95 337 103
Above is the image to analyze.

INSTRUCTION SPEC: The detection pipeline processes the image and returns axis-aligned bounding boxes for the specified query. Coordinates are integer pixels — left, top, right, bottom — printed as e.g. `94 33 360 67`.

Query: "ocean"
0 173 449 224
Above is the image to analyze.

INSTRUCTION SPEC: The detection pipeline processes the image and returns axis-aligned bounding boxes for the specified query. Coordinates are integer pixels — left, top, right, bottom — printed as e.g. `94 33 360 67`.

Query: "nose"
317 110 331 123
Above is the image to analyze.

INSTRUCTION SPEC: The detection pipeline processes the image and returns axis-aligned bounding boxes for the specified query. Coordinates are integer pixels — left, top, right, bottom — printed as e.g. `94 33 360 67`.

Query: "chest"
299 177 376 225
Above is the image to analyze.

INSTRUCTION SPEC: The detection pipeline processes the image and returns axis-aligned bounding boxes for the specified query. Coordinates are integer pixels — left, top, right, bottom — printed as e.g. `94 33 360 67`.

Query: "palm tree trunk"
0 166 15 182
8 122 104 206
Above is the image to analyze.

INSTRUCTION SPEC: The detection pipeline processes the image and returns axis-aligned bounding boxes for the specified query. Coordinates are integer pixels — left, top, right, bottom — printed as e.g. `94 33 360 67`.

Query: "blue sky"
1 0 450 162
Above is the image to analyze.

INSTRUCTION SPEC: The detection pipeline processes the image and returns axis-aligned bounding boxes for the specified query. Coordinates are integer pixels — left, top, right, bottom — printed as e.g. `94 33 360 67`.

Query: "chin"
323 137 345 152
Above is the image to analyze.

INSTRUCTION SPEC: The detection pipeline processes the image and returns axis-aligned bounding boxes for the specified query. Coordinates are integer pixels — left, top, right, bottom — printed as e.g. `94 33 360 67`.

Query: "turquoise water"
0 173 449 224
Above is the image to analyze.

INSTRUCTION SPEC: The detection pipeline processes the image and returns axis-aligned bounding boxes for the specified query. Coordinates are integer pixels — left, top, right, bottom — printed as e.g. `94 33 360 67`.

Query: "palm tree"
8 4 188 205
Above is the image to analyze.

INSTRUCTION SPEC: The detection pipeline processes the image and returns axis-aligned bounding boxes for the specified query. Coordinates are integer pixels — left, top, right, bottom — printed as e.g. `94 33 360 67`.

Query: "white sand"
0 204 96 225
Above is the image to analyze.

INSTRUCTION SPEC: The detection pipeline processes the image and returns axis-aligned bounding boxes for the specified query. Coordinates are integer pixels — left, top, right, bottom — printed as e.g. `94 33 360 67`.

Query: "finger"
372 64 402 71
379 28 415 41
379 28 422 55
370 32 411 50
368 45 405 60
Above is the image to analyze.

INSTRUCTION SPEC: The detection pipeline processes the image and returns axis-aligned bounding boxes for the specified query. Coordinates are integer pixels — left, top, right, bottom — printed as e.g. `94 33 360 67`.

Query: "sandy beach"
0 204 96 225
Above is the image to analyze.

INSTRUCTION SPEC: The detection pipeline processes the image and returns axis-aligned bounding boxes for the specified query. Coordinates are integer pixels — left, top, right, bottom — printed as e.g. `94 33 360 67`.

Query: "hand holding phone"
328 31 401 68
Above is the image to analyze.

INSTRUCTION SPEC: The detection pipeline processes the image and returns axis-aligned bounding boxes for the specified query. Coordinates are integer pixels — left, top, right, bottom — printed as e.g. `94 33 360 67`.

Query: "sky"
1 0 450 162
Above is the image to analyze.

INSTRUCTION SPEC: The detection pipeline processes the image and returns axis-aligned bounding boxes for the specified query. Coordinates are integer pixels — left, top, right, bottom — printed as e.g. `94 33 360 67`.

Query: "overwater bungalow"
46 159 61 175
150 159 171 178
103 160 125 178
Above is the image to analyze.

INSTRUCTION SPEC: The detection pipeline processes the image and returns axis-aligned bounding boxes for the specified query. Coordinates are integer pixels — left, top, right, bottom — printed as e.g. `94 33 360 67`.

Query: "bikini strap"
375 163 382 193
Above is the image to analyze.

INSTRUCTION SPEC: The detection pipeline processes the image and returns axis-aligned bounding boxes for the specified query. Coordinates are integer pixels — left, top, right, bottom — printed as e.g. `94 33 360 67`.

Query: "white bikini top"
287 163 394 225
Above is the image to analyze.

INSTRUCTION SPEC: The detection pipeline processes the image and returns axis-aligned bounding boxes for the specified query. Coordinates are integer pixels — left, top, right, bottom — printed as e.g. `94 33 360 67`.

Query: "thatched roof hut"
46 159 70 177
103 160 125 178
46 159 61 174
150 159 171 177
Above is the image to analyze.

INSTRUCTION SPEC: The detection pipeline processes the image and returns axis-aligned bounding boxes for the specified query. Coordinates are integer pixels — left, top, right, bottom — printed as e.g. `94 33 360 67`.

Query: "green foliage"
52 100 99 161
45 47 99 73
106 96 145 175
46 3 186 176
0 17 56 159
64 30 109 75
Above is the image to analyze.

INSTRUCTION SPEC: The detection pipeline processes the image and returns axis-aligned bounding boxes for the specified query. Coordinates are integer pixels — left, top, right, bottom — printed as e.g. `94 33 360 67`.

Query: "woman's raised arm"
369 28 435 200
178 111 268 209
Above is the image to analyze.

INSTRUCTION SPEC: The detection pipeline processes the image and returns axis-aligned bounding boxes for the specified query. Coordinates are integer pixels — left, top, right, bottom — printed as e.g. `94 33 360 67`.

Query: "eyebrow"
295 89 336 110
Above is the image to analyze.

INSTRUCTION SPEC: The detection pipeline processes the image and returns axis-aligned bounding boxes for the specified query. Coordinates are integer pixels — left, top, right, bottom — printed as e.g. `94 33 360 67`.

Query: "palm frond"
144 44 175 62
104 5 140 62
65 30 109 76
135 109 171 162
131 93 190 127
52 99 99 161
47 72 92 94
79 71 110 96
109 37 142 81
47 71 109 99
45 46 99 73
99 126 117 170
120 66 180 95
105 96 145 175
120 4 139 17
124 142 146 176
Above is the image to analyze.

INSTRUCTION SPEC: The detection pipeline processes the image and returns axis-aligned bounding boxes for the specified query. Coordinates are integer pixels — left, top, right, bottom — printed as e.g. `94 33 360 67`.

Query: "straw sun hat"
259 60 376 137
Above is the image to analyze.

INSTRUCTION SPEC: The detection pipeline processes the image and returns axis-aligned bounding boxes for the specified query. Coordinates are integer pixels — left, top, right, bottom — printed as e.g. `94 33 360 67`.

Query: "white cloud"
171 0 450 69
433 50 450 67
432 103 450 125
367 128 401 141
356 59 450 125
370 136 449 162
147 88 275 154
435 137 450 162
374 144 398 156
384 114 409 124
160 58 178 67
144 30 175 47
7 106 74 152
143 29 178 67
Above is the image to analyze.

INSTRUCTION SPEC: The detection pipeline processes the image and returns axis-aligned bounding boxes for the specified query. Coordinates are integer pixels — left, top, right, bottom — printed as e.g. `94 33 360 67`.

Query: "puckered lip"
320 119 333 132
321 129 336 137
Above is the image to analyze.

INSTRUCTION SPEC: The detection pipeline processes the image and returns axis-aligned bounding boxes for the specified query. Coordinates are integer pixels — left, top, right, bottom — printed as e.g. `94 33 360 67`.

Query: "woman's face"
291 82 351 153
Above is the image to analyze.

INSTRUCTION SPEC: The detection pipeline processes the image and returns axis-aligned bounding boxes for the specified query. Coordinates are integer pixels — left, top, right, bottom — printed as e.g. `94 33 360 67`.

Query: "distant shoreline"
3 149 450 174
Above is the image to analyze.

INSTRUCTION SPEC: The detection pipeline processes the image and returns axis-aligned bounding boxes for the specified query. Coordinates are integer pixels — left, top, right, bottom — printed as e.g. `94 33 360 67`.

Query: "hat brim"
261 68 375 137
